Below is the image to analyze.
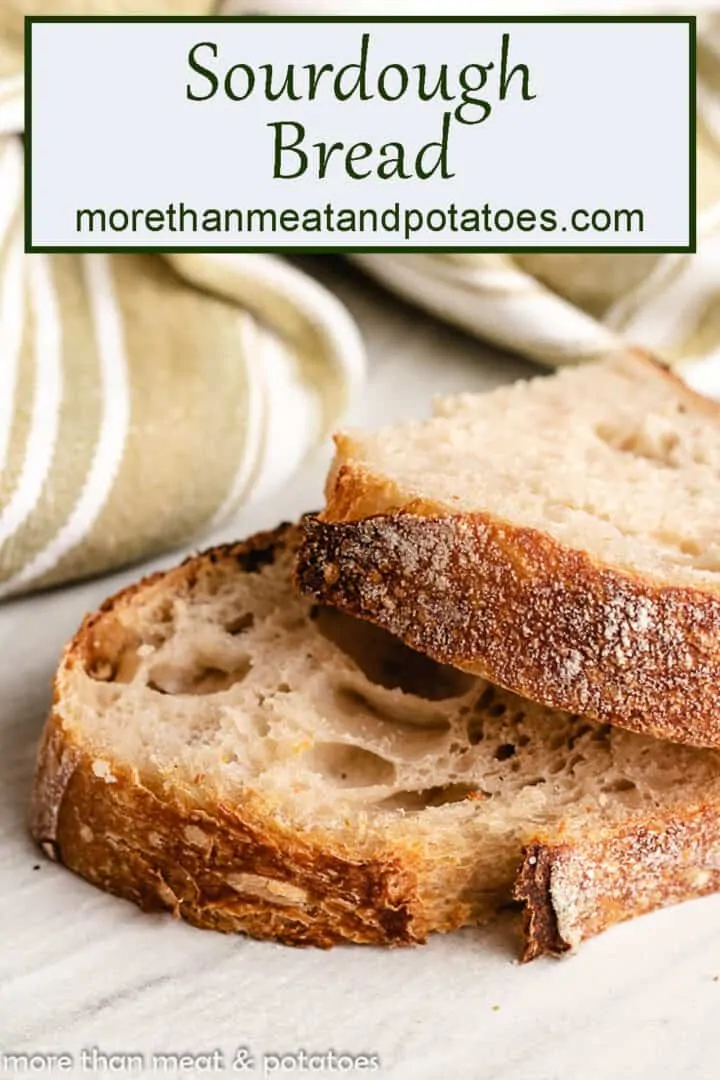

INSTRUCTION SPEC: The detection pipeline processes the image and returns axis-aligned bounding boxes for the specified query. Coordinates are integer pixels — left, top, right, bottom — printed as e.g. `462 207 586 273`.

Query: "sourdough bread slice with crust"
31 523 720 959
296 350 720 748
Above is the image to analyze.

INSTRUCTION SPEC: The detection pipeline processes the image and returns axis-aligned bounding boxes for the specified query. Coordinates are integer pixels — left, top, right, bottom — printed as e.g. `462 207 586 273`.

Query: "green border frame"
24 14 697 256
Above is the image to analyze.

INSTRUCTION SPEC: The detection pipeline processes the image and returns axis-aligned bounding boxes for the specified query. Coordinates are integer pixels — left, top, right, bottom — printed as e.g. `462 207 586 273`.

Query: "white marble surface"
3 259 720 1080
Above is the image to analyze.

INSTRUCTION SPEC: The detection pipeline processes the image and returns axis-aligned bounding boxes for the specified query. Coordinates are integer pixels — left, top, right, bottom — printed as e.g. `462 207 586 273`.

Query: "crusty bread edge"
296 506 720 748
516 803 720 960
32 711 429 947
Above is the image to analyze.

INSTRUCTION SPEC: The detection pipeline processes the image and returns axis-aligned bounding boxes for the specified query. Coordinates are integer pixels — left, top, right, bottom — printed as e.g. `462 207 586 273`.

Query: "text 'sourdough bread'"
296 351 720 747
31 524 720 958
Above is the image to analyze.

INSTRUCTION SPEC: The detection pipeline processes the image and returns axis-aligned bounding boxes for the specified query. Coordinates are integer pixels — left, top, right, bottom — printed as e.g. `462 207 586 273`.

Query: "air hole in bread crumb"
601 777 637 794
376 783 480 812
236 543 277 574
225 612 255 635
334 686 451 734
315 607 474 700
84 618 143 683
304 742 396 788
88 659 115 682
148 659 251 695
253 713 270 738
476 686 496 710
495 743 516 761
87 646 141 684
467 717 484 745
568 724 592 749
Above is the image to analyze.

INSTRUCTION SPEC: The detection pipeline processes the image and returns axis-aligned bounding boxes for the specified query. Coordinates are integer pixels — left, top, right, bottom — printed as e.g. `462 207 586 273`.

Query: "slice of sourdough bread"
31 523 720 959
296 350 720 748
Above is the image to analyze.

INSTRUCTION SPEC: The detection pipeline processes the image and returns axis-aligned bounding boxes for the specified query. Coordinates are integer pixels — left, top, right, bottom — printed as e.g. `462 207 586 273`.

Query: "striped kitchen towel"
0 3 365 599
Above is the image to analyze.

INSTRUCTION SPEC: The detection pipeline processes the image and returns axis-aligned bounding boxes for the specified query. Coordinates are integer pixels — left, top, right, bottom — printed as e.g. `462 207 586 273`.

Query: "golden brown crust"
296 509 720 748
31 713 422 947
516 806 720 960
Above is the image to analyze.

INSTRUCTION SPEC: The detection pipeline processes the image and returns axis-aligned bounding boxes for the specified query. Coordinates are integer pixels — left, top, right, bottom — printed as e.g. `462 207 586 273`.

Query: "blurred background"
0 0 717 600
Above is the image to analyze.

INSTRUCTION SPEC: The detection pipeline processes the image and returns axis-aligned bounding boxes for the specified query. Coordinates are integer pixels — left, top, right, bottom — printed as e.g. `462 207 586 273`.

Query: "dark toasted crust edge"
296 511 720 748
513 846 570 960
30 524 425 949
516 805 720 960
